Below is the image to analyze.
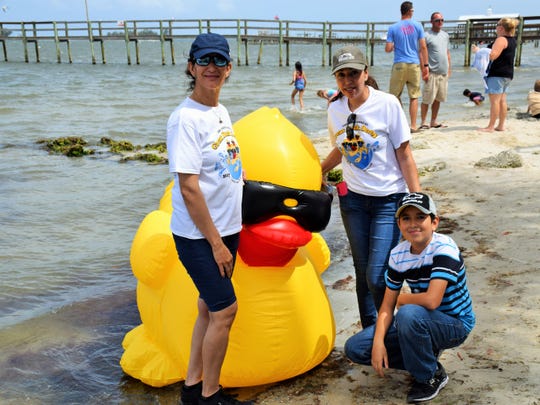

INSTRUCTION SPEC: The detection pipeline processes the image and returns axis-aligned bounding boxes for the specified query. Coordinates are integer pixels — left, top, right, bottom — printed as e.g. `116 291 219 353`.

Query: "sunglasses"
346 113 356 140
433 18 444 23
194 55 229 67
242 180 332 233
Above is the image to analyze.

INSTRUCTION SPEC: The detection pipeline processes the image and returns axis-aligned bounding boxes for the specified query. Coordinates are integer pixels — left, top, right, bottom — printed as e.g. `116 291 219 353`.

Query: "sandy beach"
230 109 540 404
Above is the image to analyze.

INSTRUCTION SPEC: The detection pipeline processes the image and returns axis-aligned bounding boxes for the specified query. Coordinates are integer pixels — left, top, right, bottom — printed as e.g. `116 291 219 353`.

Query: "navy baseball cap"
395 192 438 218
189 33 231 62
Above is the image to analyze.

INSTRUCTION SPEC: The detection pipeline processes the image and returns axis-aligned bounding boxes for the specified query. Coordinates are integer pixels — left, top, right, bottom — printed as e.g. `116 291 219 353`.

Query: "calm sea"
1 39 538 403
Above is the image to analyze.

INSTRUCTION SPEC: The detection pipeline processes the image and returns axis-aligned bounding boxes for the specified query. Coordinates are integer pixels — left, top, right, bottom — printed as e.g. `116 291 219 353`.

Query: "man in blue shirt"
386 1 429 133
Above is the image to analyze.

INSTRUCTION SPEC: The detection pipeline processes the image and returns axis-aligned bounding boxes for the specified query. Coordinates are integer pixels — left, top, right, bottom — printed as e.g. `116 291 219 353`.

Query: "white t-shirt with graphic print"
167 97 243 239
327 88 411 196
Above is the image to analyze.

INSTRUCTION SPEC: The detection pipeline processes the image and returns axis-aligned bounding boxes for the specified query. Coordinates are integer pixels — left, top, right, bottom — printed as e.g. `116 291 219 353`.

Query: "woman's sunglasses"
194 55 229 67
346 113 357 140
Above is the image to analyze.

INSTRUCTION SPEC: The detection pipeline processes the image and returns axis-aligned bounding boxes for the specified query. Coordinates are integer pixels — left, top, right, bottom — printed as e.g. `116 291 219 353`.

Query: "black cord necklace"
212 107 223 124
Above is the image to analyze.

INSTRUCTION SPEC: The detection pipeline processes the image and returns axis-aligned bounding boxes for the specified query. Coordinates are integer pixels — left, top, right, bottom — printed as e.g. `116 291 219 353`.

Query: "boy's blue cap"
396 192 437 218
189 33 231 62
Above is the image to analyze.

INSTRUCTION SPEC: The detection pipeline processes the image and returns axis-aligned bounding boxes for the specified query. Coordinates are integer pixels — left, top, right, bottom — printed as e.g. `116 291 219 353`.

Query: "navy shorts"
173 232 240 312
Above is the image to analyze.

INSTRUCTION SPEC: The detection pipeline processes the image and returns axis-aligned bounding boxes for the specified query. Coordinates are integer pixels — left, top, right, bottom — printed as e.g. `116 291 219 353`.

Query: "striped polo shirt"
386 232 476 332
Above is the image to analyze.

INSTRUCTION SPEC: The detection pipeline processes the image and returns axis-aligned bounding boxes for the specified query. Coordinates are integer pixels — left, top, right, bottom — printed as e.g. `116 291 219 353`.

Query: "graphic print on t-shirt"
338 122 381 171
213 128 243 182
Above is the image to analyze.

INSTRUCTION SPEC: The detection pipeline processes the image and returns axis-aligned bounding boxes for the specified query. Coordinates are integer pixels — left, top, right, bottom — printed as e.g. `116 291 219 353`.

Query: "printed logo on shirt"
338 122 380 170
401 24 415 36
214 129 242 181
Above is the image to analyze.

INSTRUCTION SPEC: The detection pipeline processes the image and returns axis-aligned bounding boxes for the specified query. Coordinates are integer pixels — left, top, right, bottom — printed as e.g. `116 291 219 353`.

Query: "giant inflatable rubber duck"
120 107 335 387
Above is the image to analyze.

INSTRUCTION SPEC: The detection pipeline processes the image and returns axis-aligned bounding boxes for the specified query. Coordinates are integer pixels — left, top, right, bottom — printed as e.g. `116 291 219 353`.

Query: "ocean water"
1 39 539 403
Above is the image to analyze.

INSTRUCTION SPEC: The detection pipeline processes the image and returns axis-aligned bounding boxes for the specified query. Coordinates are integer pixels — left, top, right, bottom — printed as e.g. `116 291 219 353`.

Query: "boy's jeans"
344 304 470 383
339 191 404 327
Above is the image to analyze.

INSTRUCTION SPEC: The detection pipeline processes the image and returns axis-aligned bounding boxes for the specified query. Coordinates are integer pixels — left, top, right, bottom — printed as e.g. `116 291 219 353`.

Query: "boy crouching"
344 192 475 403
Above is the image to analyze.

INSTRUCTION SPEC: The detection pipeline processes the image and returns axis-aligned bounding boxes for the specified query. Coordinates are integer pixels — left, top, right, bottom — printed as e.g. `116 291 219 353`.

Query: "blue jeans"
339 191 404 327
344 304 470 383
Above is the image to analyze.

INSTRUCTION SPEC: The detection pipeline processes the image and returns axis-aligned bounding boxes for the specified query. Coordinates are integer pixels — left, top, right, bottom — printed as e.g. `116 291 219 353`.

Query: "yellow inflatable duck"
120 107 336 387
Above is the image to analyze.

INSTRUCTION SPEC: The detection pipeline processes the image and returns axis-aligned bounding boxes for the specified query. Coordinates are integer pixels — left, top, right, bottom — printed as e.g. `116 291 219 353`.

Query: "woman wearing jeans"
321 45 421 328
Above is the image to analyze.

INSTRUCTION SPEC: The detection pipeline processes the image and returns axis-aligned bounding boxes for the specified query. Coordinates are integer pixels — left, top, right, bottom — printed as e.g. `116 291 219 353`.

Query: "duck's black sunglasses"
346 113 357 140
194 55 229 67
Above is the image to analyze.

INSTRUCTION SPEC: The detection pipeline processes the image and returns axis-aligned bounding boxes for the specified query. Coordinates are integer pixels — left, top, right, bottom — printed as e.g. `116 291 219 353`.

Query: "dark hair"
535 80 540 92
295 61 303 73
397 211 436 221
366 76 379 90
185 61 196 92
330 71 379 103
463 89 471 96
401 1 413 15
430 11 442 21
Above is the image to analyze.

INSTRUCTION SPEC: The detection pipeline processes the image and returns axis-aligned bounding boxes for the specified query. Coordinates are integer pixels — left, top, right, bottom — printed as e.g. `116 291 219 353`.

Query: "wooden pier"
0 17 539 67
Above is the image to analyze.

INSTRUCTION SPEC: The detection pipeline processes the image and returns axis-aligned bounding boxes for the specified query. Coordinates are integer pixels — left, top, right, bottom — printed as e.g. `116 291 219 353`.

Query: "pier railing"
1 17 539 66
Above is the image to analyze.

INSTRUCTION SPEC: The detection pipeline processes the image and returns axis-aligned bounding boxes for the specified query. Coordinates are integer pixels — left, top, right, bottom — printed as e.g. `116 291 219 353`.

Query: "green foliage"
37 136 94 157
106 29 159 37
100 137 137 153
101 137 167 163
326 169 343 183
120 153 167 164
37 136 166 165
144 142 167 153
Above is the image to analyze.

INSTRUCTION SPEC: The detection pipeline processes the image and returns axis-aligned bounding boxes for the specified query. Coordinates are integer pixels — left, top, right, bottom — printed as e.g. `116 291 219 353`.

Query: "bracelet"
423 64 429 67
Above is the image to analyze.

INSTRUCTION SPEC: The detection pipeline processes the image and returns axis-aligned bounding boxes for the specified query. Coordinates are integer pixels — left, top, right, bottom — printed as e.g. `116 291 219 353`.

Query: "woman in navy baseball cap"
189 32 232 63
167 33 252 405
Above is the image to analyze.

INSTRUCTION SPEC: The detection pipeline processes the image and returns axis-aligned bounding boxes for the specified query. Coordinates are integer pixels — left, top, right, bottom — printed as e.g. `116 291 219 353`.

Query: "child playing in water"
316 89 338 105
463 88 485 105
290 61 307 110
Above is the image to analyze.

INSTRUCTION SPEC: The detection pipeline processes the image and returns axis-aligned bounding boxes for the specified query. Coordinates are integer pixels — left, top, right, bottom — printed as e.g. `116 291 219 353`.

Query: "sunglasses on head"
346 113 356 140
194 55 229 67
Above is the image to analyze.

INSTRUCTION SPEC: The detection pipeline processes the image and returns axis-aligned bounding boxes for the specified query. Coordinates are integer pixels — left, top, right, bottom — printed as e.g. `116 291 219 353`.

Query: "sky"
0 0 537 23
